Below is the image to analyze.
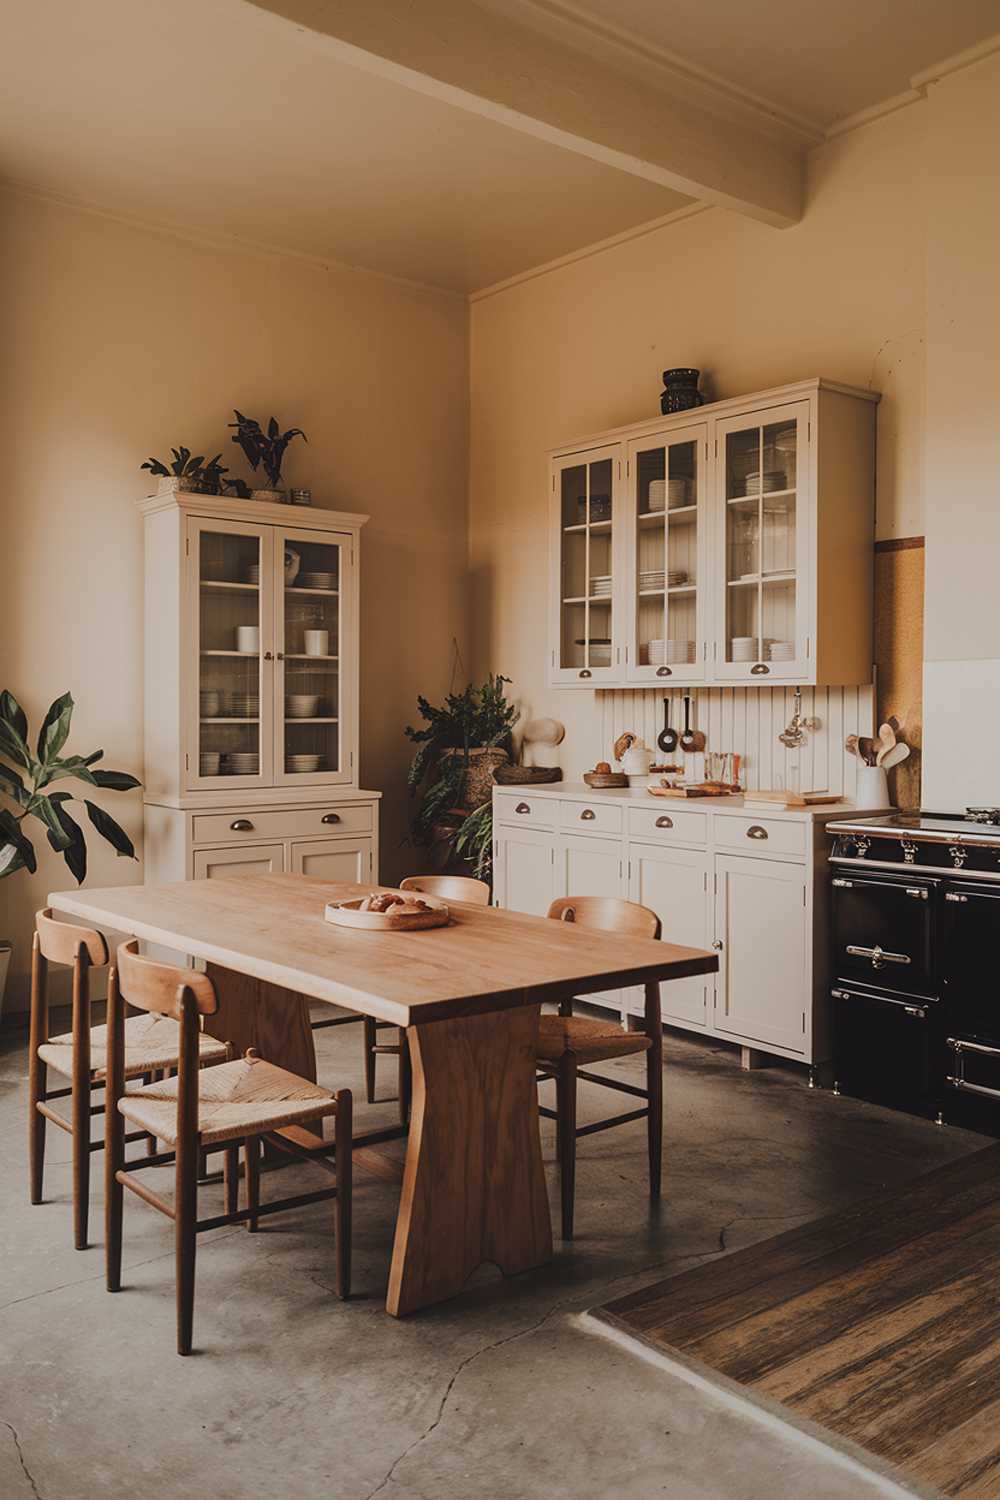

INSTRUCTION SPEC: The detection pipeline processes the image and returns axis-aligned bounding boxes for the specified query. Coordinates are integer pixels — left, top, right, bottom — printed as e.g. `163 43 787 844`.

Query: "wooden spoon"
880 742 910 771
857 736 877 766
875 723 896 764
680 694 705 753
845 734 860 757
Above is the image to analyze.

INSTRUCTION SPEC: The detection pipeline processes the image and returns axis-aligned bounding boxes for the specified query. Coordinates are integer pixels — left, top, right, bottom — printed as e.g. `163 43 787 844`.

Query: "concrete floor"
0 1014 985 1500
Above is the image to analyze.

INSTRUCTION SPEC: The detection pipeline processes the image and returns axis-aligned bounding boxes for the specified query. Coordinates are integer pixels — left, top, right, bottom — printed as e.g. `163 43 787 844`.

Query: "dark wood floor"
599 1143 1000 1497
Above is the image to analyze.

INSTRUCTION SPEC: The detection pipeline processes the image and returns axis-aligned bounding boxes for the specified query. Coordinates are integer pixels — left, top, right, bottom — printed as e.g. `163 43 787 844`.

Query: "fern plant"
404 675 517 849
0 691 141 883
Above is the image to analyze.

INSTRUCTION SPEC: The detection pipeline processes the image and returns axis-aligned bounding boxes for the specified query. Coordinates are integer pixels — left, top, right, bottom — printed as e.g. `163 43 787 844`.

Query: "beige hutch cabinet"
549 378 878 689
138 492 379 884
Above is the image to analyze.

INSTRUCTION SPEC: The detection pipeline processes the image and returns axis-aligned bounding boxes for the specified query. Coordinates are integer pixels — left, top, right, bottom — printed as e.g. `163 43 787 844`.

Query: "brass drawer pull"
230 819 254 832
656 666 672 677
750 663 770 675
655 815 674 829
747 825 768 839
579 669 592 679
515 802 531 815
321 812 341 825
580 809 596 821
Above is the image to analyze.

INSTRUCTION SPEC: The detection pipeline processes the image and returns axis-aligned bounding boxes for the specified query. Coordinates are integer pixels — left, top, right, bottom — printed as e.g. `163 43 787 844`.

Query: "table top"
50 874 717 1027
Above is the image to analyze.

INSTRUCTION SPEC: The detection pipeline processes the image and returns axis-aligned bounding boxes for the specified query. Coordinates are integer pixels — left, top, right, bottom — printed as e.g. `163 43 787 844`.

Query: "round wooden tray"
583 771 628 788
324 893 450 931
493 765 562 785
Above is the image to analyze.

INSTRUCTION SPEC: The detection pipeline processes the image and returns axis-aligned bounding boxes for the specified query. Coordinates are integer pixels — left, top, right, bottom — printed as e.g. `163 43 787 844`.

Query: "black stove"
826 807 1000 1130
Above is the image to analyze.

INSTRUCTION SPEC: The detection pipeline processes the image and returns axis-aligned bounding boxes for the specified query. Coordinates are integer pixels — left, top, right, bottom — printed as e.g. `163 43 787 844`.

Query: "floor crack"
362 1298 573 1498
3 1422 43 1500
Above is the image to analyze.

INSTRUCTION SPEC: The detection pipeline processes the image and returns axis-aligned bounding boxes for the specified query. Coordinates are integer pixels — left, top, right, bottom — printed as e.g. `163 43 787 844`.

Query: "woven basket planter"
441 746 510 810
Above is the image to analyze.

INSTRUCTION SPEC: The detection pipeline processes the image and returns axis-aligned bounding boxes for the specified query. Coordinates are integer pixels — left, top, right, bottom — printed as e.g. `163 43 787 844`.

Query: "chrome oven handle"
846 944 911 969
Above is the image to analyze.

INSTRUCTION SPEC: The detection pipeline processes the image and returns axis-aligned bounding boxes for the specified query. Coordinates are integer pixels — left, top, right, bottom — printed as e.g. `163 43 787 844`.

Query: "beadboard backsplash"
598 685 875 799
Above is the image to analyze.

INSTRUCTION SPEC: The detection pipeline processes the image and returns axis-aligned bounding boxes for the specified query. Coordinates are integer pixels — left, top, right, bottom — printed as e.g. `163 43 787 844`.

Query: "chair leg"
398 1030 411 1126
334 1091 352 1299
175 1139 199 1356
71 1063 91 1252
555 1052 578 1241
245 1135 260 1232
363 1017 377 1102
223 1143 239 1218
646 1042 663 1200
28 1058 46 1205
143 1072 159 1157
105 1102 125 1294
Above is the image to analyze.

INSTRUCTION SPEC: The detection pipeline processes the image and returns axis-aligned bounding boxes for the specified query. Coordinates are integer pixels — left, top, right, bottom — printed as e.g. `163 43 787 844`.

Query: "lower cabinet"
193 843 285 878
494 824 559 915
290 837 373 881
628 842 711 1030
714 855 806 1053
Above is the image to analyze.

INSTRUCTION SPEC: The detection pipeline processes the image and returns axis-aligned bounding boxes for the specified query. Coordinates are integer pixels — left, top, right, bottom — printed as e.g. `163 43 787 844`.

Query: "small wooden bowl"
583 771 628 788
325 893 450 931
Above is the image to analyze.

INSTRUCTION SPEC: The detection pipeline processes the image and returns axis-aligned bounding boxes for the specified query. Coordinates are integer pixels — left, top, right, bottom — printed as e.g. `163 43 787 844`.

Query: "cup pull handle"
655 815 674 829
230 819 254 832
580 809 596 821
656 666 672 677
579 669 592 679
747 825 768 839
321 813 341 825
515 802 530 815
750 663 770 675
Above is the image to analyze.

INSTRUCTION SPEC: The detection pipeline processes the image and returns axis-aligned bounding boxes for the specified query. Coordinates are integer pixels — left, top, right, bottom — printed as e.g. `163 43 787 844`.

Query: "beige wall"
469 103 928 776
1 188 469 1011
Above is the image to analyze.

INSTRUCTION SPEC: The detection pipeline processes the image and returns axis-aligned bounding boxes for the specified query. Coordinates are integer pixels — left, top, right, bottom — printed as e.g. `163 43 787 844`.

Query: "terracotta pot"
442 746 510 810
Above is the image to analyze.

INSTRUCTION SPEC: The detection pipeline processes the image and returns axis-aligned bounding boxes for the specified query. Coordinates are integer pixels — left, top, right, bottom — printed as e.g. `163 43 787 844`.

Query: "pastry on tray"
360 892 431 915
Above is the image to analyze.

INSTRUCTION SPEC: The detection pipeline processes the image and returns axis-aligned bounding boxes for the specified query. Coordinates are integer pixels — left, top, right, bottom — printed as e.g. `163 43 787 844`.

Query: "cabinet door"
495 827 557 916
186 517 274 791
550 445 624 687
274 527 354 785
625 424 709 683
627 843 711 1029
715 855 806 1052
193 842 285 879
290 836 373 881
713 402 811 682
558 834 625 1014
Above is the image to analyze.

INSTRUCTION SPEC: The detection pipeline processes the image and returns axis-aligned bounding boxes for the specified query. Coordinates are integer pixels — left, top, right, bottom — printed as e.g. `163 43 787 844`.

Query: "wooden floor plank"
597 1141 1000 1497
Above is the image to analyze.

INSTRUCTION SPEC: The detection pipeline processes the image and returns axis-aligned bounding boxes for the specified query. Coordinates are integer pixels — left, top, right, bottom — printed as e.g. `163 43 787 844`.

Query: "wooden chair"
105 941 353 1355
363 875 492 1112
537 896 664 1241
28 908 229 1250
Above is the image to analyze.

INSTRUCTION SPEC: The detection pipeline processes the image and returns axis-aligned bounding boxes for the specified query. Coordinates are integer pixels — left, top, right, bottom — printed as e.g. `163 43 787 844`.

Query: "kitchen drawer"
714 815 805 859
628 805 708 847
559 800 623 836
494 795 557 829
192 803 373 845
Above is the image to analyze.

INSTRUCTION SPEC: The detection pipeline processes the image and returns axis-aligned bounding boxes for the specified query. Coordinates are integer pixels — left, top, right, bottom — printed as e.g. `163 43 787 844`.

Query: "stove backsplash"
598 684 874 799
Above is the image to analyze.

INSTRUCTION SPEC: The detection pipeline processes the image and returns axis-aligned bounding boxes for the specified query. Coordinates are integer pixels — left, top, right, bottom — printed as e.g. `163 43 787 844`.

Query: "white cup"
236 625 260 654
304 629 329 657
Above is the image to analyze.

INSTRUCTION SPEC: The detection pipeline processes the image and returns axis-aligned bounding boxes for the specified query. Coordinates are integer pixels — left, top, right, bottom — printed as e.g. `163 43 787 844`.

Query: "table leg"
386 1002 552 1317
203 965 316 1082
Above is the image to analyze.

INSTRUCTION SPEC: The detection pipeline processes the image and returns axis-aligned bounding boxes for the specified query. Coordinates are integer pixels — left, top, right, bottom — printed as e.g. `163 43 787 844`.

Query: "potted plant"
141 447 215 495
228 411 308 501
0 690 141 1014
405 675 518 853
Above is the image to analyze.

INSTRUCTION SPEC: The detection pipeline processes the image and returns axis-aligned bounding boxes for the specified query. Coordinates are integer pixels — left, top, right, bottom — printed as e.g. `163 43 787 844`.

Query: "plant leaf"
90 768 142 791
37 691 74 762
0 715 33 771
0 842 24 877
48 800 87 884
84 800 136 859
0 690 28 741
0 808 36 873
0 762 28 806
40 755 99 789
27 792 71 849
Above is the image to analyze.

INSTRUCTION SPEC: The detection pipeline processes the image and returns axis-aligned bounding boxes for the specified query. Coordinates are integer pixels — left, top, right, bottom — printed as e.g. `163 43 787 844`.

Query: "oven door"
941 881 1000 1037
831 870 939 995
944 1037 1000 1137
832 981 942 1115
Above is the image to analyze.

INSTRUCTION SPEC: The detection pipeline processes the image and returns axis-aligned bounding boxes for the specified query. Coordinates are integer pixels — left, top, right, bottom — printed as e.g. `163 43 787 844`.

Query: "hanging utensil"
779 689 806 749
880 741 910 771
658 698 678 755
680 694 704 753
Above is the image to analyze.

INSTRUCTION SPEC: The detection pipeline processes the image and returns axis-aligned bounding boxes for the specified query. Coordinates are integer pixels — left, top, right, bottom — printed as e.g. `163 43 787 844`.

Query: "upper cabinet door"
713 402 811 683
186 517 274 791
550 445 624 687
624 423 708 684
273 527 354 785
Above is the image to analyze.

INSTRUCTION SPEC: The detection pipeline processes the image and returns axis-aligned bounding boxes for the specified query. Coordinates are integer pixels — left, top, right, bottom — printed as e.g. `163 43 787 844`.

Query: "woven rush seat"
38 1013 228 1082
536 1014 653 1063
118 1052 340 1146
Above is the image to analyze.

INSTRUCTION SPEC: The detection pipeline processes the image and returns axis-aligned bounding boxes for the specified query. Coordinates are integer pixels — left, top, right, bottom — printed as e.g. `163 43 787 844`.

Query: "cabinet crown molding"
137 491 369 532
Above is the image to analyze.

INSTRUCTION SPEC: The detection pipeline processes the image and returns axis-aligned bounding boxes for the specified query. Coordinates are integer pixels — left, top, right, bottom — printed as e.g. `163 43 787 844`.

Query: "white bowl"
287 694 321 718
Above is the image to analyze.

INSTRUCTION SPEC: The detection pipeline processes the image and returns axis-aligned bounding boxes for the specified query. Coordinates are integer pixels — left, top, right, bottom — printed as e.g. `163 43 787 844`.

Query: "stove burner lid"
966 807 1000 825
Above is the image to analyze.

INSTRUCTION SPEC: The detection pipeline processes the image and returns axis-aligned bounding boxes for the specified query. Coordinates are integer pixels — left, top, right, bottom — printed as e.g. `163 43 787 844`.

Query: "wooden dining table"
50 873 717 1316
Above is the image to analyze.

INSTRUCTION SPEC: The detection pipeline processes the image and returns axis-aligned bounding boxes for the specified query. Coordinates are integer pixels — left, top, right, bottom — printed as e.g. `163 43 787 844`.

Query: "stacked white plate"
226 694 259 719
668 476 693 506
288 753 323 773
301 571 335 591
731 636 757 661
646 479 665 512
639 570 665 592
647 638 695 665
741 470 787 496
200 690 221 718
245 564 260 585
590 575 612 598
228 752 259 775
286 694 320 718
768 640 795 661
199 753 221 776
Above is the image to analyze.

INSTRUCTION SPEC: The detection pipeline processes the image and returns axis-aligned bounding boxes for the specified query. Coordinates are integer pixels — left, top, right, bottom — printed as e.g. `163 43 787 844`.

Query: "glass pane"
725 427 762 664
665 440 697 667
559 458 613 671
198 530 262 778
282 537 341 775
761 419 797 663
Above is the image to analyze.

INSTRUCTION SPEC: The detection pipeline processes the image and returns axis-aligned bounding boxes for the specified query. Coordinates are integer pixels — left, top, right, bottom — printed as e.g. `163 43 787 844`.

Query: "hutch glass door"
627 424 706 682
275 528 350 783
717 403 808 680
552 446 620 685
192 519 270 788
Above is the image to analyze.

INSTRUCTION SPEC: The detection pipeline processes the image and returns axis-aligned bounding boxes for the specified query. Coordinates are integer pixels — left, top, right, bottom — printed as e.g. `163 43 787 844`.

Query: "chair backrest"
400 874 491 906
35 908 108 967
115 941 217 1019
547 896 661 941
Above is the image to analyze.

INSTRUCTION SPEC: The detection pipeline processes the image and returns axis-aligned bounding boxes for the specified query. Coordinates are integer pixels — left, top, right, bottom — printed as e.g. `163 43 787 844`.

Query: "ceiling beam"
244 0 805 227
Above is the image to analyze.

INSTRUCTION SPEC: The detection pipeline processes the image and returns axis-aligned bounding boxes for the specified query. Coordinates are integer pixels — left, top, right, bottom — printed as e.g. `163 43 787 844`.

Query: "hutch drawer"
494 795 557 829
558 799 623 836
714 814 805 859
192 802 374 845
627 805 708 846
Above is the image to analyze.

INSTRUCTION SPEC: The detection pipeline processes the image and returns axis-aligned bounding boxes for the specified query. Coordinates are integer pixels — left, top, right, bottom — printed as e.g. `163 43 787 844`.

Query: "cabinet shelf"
727 571 796 588
200 649 259 657
562 595 612 606
563 519 612 534
201 579 258 592
638 584 697 598
638 505 697 526
727 490 796 510
201 717 259 724
286 586 339 596
285 716 339 724
283 653 339 662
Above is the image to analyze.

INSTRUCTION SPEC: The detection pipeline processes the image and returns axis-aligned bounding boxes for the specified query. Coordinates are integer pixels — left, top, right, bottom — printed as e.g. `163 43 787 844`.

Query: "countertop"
493 783 875 824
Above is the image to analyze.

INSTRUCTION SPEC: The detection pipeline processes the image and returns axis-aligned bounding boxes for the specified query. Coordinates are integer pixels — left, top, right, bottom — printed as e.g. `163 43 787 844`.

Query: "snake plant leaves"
83 800 136 860
37 690 74 762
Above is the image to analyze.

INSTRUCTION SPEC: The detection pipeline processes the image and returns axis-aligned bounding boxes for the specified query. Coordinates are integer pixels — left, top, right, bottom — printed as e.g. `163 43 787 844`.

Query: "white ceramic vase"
856 763 890 809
